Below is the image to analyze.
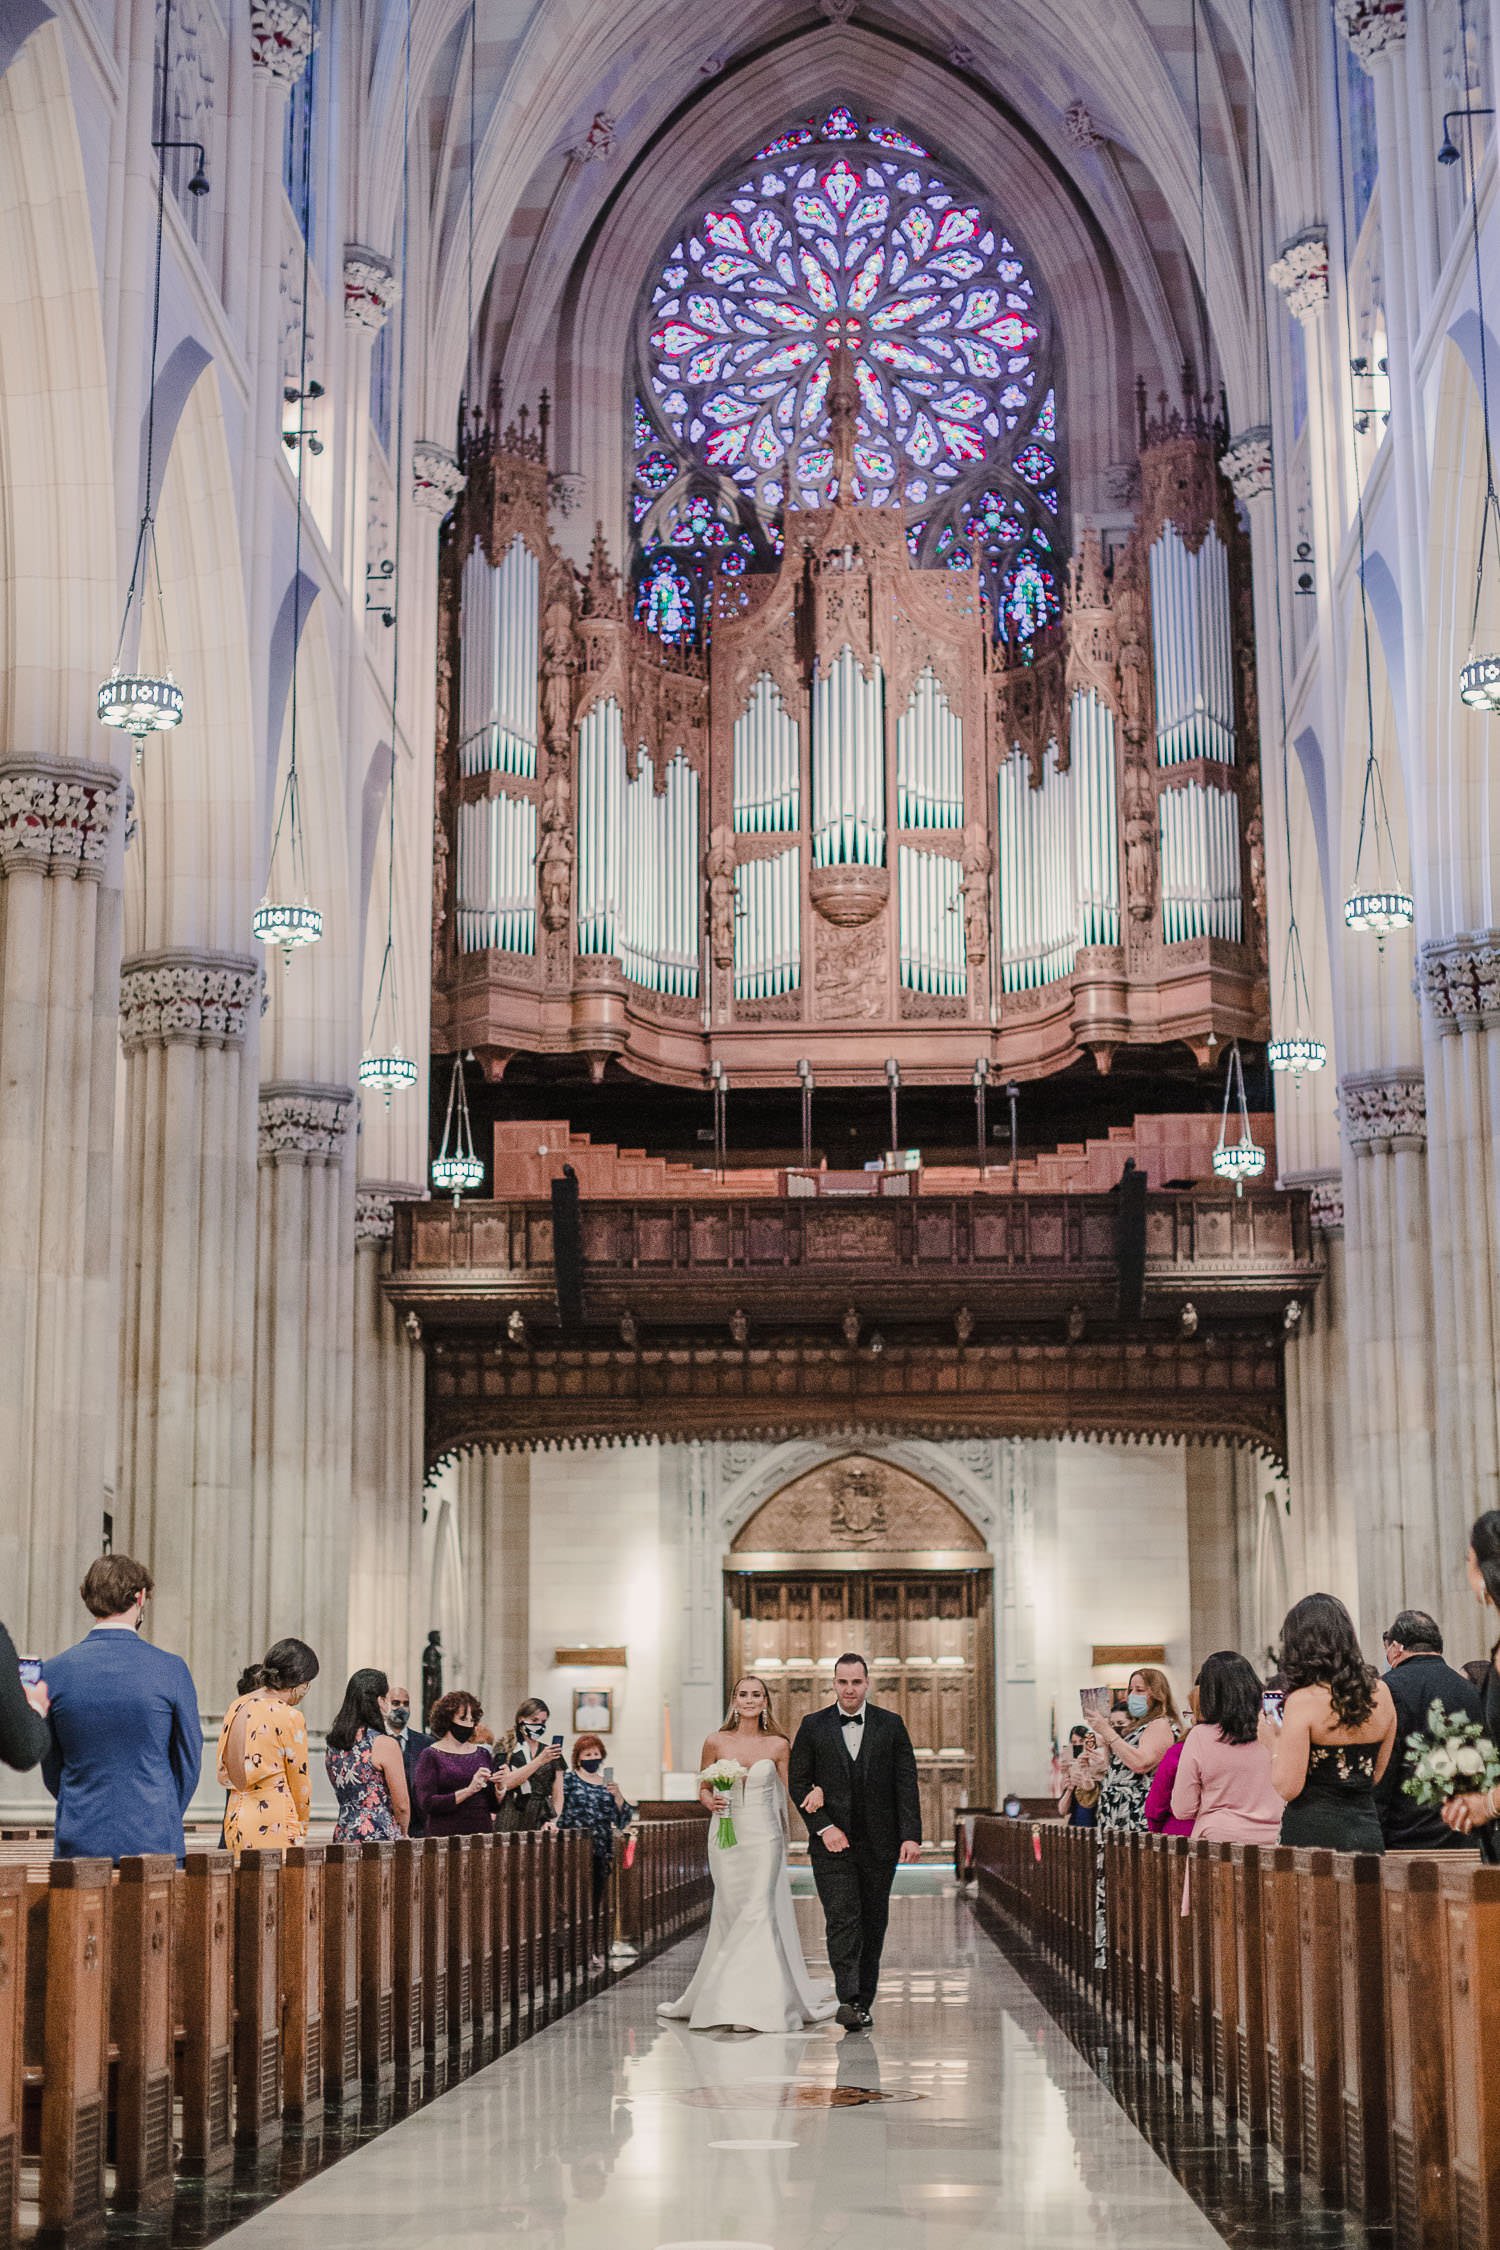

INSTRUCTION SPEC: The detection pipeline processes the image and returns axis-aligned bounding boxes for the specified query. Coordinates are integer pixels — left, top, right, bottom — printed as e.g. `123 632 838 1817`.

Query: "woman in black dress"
1441 1512 1500 1841
1270 1593 1396 1850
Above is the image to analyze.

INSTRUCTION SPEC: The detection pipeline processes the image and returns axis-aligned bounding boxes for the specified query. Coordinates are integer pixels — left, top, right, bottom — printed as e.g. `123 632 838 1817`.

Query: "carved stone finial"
1334 0 1406 66
1268 228 1330 323
0 758 122 881
582 521 623 619
343 245 399 332
411 441 465 518
1220 426 1273 503
120 951 260 1050
250 0 315 81
548 471 585 521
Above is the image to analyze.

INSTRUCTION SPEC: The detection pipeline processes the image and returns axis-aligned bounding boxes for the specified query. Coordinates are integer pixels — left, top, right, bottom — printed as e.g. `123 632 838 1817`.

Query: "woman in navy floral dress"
326 1668 409 1840
558 1731 636 1953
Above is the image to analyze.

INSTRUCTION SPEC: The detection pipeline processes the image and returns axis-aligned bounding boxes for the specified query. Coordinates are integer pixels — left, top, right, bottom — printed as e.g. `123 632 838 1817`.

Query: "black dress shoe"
855 2006 874 2027
835 2002 864 2029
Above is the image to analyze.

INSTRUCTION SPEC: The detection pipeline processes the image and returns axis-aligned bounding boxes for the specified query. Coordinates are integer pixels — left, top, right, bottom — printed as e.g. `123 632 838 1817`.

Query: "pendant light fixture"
1332 17 1413 945
98 0 184 749
1452 0 1500 710
359 0 415 1103
1212 1040 1266 1193
1247 0 1326 1081
254 0 323 965
431 1052 484 1202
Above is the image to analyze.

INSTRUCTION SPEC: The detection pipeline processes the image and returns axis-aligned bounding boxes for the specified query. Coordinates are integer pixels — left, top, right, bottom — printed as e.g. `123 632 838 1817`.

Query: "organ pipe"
576 697 624 956
458 535 539 777
455 793 537 954
733 846 801 999
812 645 885 867
897 845 966 996
1069 688 1120 946
1148 525 1236 766
1158 782 1242 943
734 673 800 834
995 745 1078 991
896 668 964 830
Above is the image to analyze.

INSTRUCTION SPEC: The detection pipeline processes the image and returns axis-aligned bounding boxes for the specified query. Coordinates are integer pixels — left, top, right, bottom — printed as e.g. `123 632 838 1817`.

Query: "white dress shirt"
840 1698 868 1762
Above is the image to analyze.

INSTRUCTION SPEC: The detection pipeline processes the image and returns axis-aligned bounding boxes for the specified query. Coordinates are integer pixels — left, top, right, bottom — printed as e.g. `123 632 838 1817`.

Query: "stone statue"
706 824 736 971
541 572 576 749
421 1630 443 1725
1122 760 1156 924
960 823 991 964
539 814 574 934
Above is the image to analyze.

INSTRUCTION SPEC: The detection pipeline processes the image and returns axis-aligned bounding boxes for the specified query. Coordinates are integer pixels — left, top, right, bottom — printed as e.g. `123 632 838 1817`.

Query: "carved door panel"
937 1670 969 1753
782 1672 819 1737
815 1582 848 1664
905 1670 937 1755
784 1581 815 1665
869 1580 901 1665
870 1662 903 1723
747 1581 784 1667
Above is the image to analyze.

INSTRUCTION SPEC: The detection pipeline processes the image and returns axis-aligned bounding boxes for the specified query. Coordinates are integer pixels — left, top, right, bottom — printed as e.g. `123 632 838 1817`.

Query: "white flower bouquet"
1403 1699 1500 1861
700 1761 746 1849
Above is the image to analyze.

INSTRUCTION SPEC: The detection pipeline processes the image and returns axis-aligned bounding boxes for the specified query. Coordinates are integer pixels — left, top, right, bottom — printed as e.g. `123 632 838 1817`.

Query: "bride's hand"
800 1785 824 1814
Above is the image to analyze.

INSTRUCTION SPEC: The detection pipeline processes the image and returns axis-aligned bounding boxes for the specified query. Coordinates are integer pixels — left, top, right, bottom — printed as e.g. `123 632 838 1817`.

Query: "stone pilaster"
251 1083 356 1700
0 758 125 1655
347 1183 425 1692
117 952 260 1704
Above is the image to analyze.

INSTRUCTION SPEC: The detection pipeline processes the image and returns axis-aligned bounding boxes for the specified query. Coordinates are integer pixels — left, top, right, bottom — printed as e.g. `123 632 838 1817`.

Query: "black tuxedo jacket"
396 1727 432 1835
788 1701 922 1859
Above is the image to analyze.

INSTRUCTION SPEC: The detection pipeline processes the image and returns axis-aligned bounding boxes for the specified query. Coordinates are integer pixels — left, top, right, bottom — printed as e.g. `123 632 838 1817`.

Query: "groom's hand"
899 1841 922 1864
800 1786 824 1814
821 1824 850 1854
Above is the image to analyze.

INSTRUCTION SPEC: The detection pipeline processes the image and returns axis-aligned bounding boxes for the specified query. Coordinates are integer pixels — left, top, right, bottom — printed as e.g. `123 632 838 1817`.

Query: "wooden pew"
1229 1843 1268 2144
280 1844 325 2122
36 1858 112 2249
359 1842 396 2086
493 1834 517 2051
1382 1853 1445 2245
232 1852 281 2149
1259 1844 1303 2169
0 1866 25 2250
1293 1845 1342 2200
1441 1856 1500 2250
420 1837 450 2090
444 1836 475 2070
110 1855 176 2210
389 1838 425 2089
175 1851 233 2174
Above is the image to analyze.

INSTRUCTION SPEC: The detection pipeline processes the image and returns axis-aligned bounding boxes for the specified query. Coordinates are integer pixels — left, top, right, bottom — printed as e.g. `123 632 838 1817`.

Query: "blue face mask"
579 1757 604 1773
1126 1691 1150 1720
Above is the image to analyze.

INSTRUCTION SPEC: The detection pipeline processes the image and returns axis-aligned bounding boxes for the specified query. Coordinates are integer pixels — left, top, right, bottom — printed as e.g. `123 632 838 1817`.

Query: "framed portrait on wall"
573 1688 613 1734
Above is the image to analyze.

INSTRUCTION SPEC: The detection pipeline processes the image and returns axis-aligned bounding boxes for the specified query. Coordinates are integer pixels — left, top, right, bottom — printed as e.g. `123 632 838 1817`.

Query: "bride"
658 1675 836 2034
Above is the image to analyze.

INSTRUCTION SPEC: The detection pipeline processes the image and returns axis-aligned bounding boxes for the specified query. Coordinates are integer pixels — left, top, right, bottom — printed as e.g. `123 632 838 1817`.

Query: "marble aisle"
212 1885 1227 2250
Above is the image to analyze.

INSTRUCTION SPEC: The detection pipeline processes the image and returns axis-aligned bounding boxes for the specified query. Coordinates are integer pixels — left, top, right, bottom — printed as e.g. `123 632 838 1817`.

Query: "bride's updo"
723 1674 781 1736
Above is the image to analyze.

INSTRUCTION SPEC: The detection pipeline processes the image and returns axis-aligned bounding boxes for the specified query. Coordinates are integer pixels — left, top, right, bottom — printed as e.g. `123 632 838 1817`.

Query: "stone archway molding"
715 1434 1003 1555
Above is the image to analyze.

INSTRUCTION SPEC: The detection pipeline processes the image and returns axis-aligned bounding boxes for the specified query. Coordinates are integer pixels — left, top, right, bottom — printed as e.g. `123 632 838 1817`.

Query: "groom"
789 1652 922 2029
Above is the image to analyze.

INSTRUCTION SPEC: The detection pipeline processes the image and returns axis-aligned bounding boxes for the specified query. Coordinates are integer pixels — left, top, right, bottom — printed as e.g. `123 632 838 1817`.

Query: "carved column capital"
1220 426 1273 503
1339 1067 1427 1153
120 951 260 1050
249 0 315 80
343 244 399 332
411 441 465 518
1268 229 1330 322
1417 930 1500 1032
1284 1169 1345 1233
0 757 123 880
354 1181 423 1240
1335 0 1405 65
258 1081 354 1163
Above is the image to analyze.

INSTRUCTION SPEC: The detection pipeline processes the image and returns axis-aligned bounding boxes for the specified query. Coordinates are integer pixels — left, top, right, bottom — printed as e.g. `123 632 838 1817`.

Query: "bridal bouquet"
700 1761 746 1850
1404 1699 1500 1863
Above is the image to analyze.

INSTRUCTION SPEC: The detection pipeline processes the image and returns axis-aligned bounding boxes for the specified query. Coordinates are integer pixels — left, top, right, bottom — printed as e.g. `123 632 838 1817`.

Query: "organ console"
433 368 1267 1086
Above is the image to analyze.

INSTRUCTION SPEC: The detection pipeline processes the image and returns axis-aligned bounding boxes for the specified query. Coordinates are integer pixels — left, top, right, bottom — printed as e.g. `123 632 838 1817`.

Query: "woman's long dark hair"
1195 1651 1263 1745
1278 1593 1376 1729
1473 1513 1500 1610
238 1638 319 1698
327 1668 389 1751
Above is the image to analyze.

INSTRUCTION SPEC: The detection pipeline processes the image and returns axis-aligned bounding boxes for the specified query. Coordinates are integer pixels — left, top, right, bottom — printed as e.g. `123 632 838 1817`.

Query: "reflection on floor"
208 1885 1239 2250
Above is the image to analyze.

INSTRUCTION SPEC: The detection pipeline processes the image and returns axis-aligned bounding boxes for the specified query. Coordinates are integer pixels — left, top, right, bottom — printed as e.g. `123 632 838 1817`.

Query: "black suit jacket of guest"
397 1728 433 1836
1375 1653 1483 1848
788 1702 922 1860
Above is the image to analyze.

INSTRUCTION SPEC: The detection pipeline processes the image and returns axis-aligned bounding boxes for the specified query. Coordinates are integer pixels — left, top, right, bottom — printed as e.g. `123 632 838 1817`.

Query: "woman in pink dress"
1170 1651 1282 1843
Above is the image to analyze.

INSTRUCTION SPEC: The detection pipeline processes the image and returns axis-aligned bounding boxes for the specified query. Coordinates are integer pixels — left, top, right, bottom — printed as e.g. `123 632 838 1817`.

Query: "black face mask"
388 1707 409 1729
579 1757 604 1773
450 1721 476 1743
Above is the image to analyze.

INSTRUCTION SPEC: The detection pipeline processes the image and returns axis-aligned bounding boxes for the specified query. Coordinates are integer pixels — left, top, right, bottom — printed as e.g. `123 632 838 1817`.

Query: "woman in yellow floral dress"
217 1638 320 1851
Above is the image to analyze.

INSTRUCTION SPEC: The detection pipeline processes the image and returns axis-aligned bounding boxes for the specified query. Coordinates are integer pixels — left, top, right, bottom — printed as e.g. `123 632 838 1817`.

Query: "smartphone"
1261 1688 1284 1726
551 1734 565 1749
17 1655 41 1688
601 1765 614 1784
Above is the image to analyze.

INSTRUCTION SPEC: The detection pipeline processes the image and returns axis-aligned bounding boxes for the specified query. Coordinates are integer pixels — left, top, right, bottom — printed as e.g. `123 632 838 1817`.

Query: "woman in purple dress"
413 1692 509 1836
326 1668 409 1840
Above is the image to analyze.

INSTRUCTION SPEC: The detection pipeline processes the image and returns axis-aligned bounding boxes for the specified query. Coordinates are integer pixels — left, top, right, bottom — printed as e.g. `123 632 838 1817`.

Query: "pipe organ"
434 379 1266 1084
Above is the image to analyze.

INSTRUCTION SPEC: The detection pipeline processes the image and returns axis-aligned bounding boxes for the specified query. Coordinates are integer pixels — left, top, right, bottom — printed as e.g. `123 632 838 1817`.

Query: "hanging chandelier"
252 894 323 962
1266 1030 1328 1080
1449 8 1500 712
431 1051 484 1202
1212 1041 1266 1193
97 0 183 752
359 1045 418 1101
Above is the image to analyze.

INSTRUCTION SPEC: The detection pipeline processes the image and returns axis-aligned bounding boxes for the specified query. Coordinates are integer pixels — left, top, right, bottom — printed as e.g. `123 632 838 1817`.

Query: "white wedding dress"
658 1759 837 2033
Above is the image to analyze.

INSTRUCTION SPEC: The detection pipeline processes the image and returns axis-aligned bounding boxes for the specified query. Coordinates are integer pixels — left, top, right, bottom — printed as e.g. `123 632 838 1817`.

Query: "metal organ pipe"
995 744 1081 991
611 750 701 997
812 645 885 867
897 845 966 996
1157 782 1242 944
734 846 800 999
576 697 624 956
1148 525 1235 767
458 535 539 778
897 668 964 831
455 794 537 954
733 672 799 833
1069 688 1120 946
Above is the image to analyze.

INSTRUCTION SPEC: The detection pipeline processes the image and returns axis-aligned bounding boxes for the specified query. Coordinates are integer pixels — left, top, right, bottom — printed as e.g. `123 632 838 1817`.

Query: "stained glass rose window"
631 106 1062 647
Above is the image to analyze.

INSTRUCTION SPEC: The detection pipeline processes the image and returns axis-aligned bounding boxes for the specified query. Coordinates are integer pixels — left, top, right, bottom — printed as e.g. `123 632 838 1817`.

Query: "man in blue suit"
43 1555 203 1862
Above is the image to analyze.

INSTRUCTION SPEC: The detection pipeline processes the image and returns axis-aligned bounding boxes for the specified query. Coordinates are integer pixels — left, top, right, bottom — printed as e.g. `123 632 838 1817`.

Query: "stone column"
0 759 125 1655
1418 934 1500 1588
251 1082 356 1699
1338 1067 1441 1640
346 1185 424 1689
447 1447 531 1719
1282 1176 1361 1611
116 951 260 1704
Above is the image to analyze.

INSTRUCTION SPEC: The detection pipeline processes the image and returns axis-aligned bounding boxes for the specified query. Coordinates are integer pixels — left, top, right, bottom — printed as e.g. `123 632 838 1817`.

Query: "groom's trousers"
811 1845 897 2009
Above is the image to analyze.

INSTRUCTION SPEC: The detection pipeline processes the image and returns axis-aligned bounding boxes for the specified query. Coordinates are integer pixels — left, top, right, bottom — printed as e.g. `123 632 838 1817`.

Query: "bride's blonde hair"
723 1674 781 1736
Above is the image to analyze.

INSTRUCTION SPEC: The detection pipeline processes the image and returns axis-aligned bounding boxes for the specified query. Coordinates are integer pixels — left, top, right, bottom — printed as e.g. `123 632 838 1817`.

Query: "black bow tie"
840 1710 864 1726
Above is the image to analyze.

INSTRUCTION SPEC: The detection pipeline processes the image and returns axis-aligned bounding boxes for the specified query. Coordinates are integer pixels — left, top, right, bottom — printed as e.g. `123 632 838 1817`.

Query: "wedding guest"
0 1620 49 1771
1056 1724 1105 1828
413 1691 508 1837
1375 1610 1482 1849
1171 1652 1282 1844
558 1734 636 1963
1145 1691 1194 1836
217 1637 318 1852
326 1668 409 1840
496 1696 564 1831
1442 1514 1500 1841
1092 1668 1179 1965
1270 1594 1396 1851
42 1556 203 1862
385 1684 432 1837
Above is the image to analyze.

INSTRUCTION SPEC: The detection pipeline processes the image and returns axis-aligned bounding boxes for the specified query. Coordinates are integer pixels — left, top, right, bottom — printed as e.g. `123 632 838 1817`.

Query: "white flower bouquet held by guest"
699 1760 747 1848
1403 1701 1500 1816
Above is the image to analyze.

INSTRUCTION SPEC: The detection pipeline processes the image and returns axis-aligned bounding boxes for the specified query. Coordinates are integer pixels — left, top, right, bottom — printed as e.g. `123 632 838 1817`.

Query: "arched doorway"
726 1453 994 1838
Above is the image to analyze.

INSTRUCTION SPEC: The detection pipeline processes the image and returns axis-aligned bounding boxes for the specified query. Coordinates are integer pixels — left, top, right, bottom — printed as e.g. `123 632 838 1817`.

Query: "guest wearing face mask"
412 1693 510 1838
384 1684 432 1837
495 1696 566 1832
558 1734 637 1963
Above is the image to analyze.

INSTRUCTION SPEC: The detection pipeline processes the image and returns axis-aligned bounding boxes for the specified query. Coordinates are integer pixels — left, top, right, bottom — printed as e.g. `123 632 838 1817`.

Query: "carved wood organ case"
434 385 1269 1088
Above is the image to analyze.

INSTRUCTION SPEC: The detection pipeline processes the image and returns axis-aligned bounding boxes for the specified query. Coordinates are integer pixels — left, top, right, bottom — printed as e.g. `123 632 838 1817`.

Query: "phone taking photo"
17 1655 41 1688
1261 1688 1284 1727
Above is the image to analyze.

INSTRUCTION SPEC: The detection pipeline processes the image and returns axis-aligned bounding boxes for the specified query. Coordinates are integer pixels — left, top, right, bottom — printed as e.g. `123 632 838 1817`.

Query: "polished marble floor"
211 1885 1234 2250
